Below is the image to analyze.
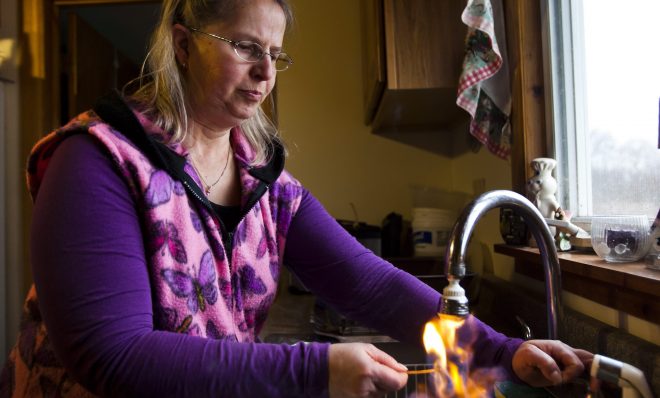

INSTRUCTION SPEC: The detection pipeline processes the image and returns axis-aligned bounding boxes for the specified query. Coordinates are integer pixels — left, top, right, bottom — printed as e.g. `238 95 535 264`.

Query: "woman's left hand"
512 340 593 387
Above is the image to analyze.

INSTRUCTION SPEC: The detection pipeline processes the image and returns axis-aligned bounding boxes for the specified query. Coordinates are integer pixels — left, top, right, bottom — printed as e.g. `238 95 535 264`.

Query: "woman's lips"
240 90 263 101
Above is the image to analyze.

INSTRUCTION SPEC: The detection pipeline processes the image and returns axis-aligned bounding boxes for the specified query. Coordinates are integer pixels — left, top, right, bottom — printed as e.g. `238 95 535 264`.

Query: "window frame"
544 0 660 220
503 0 548 195
543 0 593 218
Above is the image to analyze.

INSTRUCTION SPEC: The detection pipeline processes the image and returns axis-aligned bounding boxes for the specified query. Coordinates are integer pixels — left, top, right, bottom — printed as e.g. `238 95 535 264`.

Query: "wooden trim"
495 244 660 324
503 0 547 194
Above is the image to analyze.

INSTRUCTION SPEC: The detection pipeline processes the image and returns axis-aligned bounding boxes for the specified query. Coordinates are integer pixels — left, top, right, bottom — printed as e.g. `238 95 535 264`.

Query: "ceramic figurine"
526 158 566 248
526 158 561 220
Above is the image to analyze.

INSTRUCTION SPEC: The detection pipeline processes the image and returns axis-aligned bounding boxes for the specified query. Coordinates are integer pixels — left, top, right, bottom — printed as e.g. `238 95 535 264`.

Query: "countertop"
258 281 319 343
258 270 427 363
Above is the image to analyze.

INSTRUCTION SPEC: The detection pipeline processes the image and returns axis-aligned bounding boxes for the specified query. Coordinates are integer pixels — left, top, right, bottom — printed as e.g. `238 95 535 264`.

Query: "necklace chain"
189 146 231 195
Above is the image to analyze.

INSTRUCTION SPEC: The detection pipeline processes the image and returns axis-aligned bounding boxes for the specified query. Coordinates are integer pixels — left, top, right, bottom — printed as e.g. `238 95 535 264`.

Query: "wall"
451 149 515 277
278 0 454 226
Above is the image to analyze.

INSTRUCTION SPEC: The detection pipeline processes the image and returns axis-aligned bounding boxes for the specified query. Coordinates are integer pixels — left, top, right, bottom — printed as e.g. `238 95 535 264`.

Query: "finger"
366 345 408 372
363 345 408 391
371 363 408 392
545 343 585 382
574 349 594 370
527 344 562 385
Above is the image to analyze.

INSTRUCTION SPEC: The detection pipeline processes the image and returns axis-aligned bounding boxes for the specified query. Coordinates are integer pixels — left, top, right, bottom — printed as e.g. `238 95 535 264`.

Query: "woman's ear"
172 23 190 67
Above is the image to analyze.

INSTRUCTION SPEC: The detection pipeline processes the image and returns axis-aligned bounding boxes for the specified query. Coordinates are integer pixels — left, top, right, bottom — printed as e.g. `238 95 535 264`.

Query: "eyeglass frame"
185 26 293 71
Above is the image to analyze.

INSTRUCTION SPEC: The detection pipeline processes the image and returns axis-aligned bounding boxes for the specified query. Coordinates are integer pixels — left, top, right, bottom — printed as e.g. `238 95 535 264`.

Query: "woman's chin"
231 107 260 123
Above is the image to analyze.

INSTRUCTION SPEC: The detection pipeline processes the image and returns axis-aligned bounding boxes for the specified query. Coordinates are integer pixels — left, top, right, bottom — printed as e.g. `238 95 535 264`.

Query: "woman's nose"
251 55 276 81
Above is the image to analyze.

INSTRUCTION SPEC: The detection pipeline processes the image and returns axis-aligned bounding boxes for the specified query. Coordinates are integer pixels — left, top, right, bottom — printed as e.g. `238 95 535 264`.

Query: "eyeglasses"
187 27 293 72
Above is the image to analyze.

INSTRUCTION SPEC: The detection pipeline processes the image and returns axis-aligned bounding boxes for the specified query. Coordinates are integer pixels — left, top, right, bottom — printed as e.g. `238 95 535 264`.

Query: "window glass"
547 0 660 219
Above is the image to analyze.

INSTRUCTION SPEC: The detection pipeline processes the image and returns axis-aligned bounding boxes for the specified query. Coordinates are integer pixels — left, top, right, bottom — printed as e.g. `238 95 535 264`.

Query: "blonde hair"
129 0 293 165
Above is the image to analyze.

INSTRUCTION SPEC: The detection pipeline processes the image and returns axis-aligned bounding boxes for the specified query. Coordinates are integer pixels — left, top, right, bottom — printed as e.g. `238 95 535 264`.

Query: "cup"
591 215 651 263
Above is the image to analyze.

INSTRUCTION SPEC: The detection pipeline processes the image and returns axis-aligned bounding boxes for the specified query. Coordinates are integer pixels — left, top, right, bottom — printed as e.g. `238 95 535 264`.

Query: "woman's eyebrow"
234 32 283 51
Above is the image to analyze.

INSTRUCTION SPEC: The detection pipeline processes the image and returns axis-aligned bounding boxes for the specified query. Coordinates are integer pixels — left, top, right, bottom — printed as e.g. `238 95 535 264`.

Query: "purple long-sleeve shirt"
30 134 522 397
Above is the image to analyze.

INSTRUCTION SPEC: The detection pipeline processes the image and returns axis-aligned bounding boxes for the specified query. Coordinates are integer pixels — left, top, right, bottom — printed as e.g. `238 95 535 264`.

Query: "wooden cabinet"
361 0 469 153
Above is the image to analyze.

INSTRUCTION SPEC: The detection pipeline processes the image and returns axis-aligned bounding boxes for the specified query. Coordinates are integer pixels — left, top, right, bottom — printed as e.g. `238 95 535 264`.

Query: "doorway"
57 2 160 124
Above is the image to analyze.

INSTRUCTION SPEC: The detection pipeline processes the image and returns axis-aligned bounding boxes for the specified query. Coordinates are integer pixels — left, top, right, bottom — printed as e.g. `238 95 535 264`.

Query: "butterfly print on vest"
205 320 237 341
149 220 187 264
225 265 267 312
161 250 218 314
145 170 185 208
269 182 298 239
17 298 41 369
269 259 280 282
156 307 200 335
205 232 226 262
190 211 203 233
256 225 276 259
239 293 275 333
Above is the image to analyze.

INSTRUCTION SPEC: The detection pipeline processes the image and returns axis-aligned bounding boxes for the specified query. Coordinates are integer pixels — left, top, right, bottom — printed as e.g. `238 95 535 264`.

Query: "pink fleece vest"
3 108 302 396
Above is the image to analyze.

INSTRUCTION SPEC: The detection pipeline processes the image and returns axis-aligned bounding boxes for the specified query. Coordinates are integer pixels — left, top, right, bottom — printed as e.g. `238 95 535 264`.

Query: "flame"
423 319 447 368
421 314 494 397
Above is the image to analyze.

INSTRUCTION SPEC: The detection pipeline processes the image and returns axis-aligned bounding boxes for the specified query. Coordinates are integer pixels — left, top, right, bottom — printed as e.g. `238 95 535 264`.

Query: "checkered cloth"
456 0 512 159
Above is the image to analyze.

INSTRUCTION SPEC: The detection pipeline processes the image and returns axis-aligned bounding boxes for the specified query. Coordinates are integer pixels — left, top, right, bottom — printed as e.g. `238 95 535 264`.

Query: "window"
544 0 660 219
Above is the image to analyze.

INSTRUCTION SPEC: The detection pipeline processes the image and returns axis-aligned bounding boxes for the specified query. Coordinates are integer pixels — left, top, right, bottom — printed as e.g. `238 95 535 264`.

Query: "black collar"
92 90 285 186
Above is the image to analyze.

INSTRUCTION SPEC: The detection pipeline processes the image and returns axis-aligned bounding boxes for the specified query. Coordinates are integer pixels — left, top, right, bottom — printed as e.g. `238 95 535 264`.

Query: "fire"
421 314 493 397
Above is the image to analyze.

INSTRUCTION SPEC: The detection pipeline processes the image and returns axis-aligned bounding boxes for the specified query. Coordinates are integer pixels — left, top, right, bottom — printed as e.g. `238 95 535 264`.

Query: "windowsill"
494 244 660 324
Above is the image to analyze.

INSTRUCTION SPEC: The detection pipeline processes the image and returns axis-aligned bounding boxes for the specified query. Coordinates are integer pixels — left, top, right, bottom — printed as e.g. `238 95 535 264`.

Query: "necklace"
190 146 231 195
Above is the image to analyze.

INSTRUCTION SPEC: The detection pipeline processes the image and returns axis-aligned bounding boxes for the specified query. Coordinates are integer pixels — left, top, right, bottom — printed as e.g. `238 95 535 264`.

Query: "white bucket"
412 208 455 257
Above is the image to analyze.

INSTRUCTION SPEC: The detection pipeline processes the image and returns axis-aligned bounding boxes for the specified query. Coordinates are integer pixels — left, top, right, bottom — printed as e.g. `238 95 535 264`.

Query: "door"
65 12 140 120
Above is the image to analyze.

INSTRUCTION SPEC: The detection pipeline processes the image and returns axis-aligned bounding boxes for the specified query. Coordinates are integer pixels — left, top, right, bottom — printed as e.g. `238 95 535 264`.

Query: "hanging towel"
456 0 512 159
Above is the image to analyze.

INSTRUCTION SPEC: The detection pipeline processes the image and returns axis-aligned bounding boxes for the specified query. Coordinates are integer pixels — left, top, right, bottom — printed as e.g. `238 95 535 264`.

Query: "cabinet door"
361 0 386 124
384 0 465 90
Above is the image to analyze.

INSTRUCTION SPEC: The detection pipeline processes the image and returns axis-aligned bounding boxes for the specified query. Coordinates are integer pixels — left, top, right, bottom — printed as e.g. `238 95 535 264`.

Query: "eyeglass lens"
234 41 292 71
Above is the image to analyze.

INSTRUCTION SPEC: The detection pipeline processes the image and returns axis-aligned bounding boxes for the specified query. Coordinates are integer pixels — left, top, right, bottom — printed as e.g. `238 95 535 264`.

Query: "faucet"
440 190 563 339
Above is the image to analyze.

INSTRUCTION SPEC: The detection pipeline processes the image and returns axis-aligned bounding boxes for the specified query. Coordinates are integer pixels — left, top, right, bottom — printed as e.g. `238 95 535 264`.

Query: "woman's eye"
237 42 261 58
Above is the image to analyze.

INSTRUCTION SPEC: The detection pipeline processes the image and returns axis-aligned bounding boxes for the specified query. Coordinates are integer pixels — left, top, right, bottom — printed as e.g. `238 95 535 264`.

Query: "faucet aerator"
440 278 470 318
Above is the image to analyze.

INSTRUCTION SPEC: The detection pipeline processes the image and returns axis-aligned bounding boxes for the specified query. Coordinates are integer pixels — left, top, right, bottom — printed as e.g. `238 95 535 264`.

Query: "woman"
0 0 590 396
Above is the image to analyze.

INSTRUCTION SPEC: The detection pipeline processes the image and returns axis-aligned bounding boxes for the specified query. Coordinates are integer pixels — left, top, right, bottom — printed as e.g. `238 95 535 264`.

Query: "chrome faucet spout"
440 190 562 339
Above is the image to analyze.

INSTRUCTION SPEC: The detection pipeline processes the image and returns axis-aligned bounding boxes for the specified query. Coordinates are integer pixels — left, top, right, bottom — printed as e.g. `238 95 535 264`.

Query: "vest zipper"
182 180 232 267
224 183 271 263
182 180 271 269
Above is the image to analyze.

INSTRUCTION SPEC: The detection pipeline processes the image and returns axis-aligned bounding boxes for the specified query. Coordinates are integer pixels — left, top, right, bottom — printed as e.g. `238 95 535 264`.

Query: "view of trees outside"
590 130 659 218
584 0 659 219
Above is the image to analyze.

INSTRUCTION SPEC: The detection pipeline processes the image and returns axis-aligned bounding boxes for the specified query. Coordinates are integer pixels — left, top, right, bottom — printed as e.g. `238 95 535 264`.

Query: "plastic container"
591 215 651 263
412 208 455 257
644 208 660 271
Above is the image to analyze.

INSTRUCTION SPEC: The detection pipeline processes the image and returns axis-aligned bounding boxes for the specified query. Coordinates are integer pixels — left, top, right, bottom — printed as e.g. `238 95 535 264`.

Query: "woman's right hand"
328 343 408 398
